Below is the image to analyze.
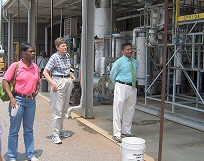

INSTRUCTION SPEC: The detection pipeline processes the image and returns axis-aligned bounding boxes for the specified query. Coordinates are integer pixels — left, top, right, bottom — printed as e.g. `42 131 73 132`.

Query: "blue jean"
8 96 36 160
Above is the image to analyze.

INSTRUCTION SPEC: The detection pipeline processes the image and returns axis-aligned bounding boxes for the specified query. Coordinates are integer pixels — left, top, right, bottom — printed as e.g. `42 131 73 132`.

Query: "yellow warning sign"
178 13 204 21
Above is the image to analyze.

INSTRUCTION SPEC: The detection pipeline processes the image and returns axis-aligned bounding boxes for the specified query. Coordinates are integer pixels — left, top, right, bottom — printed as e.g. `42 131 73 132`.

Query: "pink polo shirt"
3 59 40 95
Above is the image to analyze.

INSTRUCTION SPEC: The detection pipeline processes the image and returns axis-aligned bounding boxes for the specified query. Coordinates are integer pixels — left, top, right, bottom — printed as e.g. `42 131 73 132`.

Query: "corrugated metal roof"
2 0 145 23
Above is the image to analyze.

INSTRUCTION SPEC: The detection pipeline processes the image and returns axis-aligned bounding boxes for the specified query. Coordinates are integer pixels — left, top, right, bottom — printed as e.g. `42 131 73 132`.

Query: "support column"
29 0 35 46
45 27 48 55
8 14 14 66
28 9 31 43
81 0 95 118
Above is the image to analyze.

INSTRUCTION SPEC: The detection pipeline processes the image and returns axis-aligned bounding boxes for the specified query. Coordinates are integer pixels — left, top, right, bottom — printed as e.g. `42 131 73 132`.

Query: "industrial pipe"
148 7 161 46
132 28 141 45
66 94 84 118
2 8 9 22
148 29 158 46
100 0 110 8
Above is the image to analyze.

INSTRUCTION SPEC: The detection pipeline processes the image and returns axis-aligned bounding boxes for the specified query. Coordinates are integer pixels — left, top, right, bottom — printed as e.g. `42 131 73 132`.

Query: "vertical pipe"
18 0 20 61
2 18 5 50
158 0 168 161
172 60 176 113
28 9 31 42
50 0 53 56
175 0 180 28
172 0 177 113
8 14 14 66
60 8 63 37
192 35 195 68
36 0 38 63
172 0 176 44
81 0 94 118
196 70 200 108
166 48 170 102
109 0 113 58
45 27 48 55
30 1 35 46
145 35 148 105
103 37 105 57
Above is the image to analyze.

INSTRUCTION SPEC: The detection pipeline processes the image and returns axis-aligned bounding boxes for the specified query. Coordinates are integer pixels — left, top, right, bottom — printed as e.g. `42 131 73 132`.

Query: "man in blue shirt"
110 42 138 143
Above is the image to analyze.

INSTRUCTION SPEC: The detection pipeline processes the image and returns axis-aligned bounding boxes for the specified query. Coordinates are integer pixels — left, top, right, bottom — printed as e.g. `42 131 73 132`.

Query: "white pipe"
20 0 29 10
67 96 84 118
60 8 62 37
67 49 85 118
28 9 31 43
68 17 107 118
2 8 9 22
132 28 141 45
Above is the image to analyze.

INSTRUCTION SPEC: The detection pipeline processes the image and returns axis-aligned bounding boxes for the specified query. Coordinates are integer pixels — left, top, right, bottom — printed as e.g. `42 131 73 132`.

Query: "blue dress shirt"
110 55 138 84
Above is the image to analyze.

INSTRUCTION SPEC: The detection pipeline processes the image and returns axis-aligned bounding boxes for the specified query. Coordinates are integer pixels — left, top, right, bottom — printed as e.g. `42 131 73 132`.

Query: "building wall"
2 23 47 56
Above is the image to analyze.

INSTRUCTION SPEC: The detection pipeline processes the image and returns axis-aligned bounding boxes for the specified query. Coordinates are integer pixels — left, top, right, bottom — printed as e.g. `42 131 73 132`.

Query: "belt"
15 92 35 99
117 80 132 86
52 75 70 78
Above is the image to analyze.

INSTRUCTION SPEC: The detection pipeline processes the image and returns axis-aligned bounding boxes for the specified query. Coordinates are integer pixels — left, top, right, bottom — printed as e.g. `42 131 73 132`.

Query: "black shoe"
112 136 122 143
122 133 135 137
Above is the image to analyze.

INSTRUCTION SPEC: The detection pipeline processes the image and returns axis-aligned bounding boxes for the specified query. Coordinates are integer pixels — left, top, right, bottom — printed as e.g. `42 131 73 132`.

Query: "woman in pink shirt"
2 42 40 161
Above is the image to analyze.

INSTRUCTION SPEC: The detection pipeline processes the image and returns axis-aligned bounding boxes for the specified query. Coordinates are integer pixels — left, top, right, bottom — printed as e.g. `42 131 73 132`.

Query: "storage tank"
95 8 111 38
136 37 146 86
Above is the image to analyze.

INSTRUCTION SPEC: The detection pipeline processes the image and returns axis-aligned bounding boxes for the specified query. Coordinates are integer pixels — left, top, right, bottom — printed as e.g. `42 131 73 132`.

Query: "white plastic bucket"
121 137 146 161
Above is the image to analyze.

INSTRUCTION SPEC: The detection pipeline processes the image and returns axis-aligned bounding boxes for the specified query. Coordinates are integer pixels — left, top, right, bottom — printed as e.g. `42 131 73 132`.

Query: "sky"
2 0 7 5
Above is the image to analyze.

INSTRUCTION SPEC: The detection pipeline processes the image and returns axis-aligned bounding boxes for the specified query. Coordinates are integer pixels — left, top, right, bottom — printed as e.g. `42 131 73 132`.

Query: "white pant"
113 82 137 137
50 77 74 136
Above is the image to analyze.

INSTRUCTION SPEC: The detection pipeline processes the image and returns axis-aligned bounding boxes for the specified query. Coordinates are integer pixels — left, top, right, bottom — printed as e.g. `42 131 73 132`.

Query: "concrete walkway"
1 95 123 161
40 91 204 161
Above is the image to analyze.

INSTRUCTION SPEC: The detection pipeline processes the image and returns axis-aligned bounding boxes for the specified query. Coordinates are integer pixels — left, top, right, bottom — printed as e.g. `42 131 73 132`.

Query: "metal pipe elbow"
132 28 141 45
67 104 83 119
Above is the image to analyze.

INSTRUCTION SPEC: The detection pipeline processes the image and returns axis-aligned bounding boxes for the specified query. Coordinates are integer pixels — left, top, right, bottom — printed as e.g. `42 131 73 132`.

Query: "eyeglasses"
124 48 133 52
60 44 68 48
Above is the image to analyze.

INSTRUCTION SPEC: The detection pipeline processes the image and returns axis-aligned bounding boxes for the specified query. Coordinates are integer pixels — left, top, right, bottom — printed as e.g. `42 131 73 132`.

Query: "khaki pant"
113 82 137 137
50 77 74 136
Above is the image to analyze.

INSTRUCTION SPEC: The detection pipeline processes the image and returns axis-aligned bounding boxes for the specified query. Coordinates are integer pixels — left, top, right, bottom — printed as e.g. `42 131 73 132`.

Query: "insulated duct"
151 7 160 28
148 29 158 46
100 0 110 8
148 7 160 46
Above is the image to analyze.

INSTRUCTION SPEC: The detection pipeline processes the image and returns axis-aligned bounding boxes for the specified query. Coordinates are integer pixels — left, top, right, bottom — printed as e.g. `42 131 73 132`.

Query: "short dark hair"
54 37 67 47
20 42 33 52
121 42 132 50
